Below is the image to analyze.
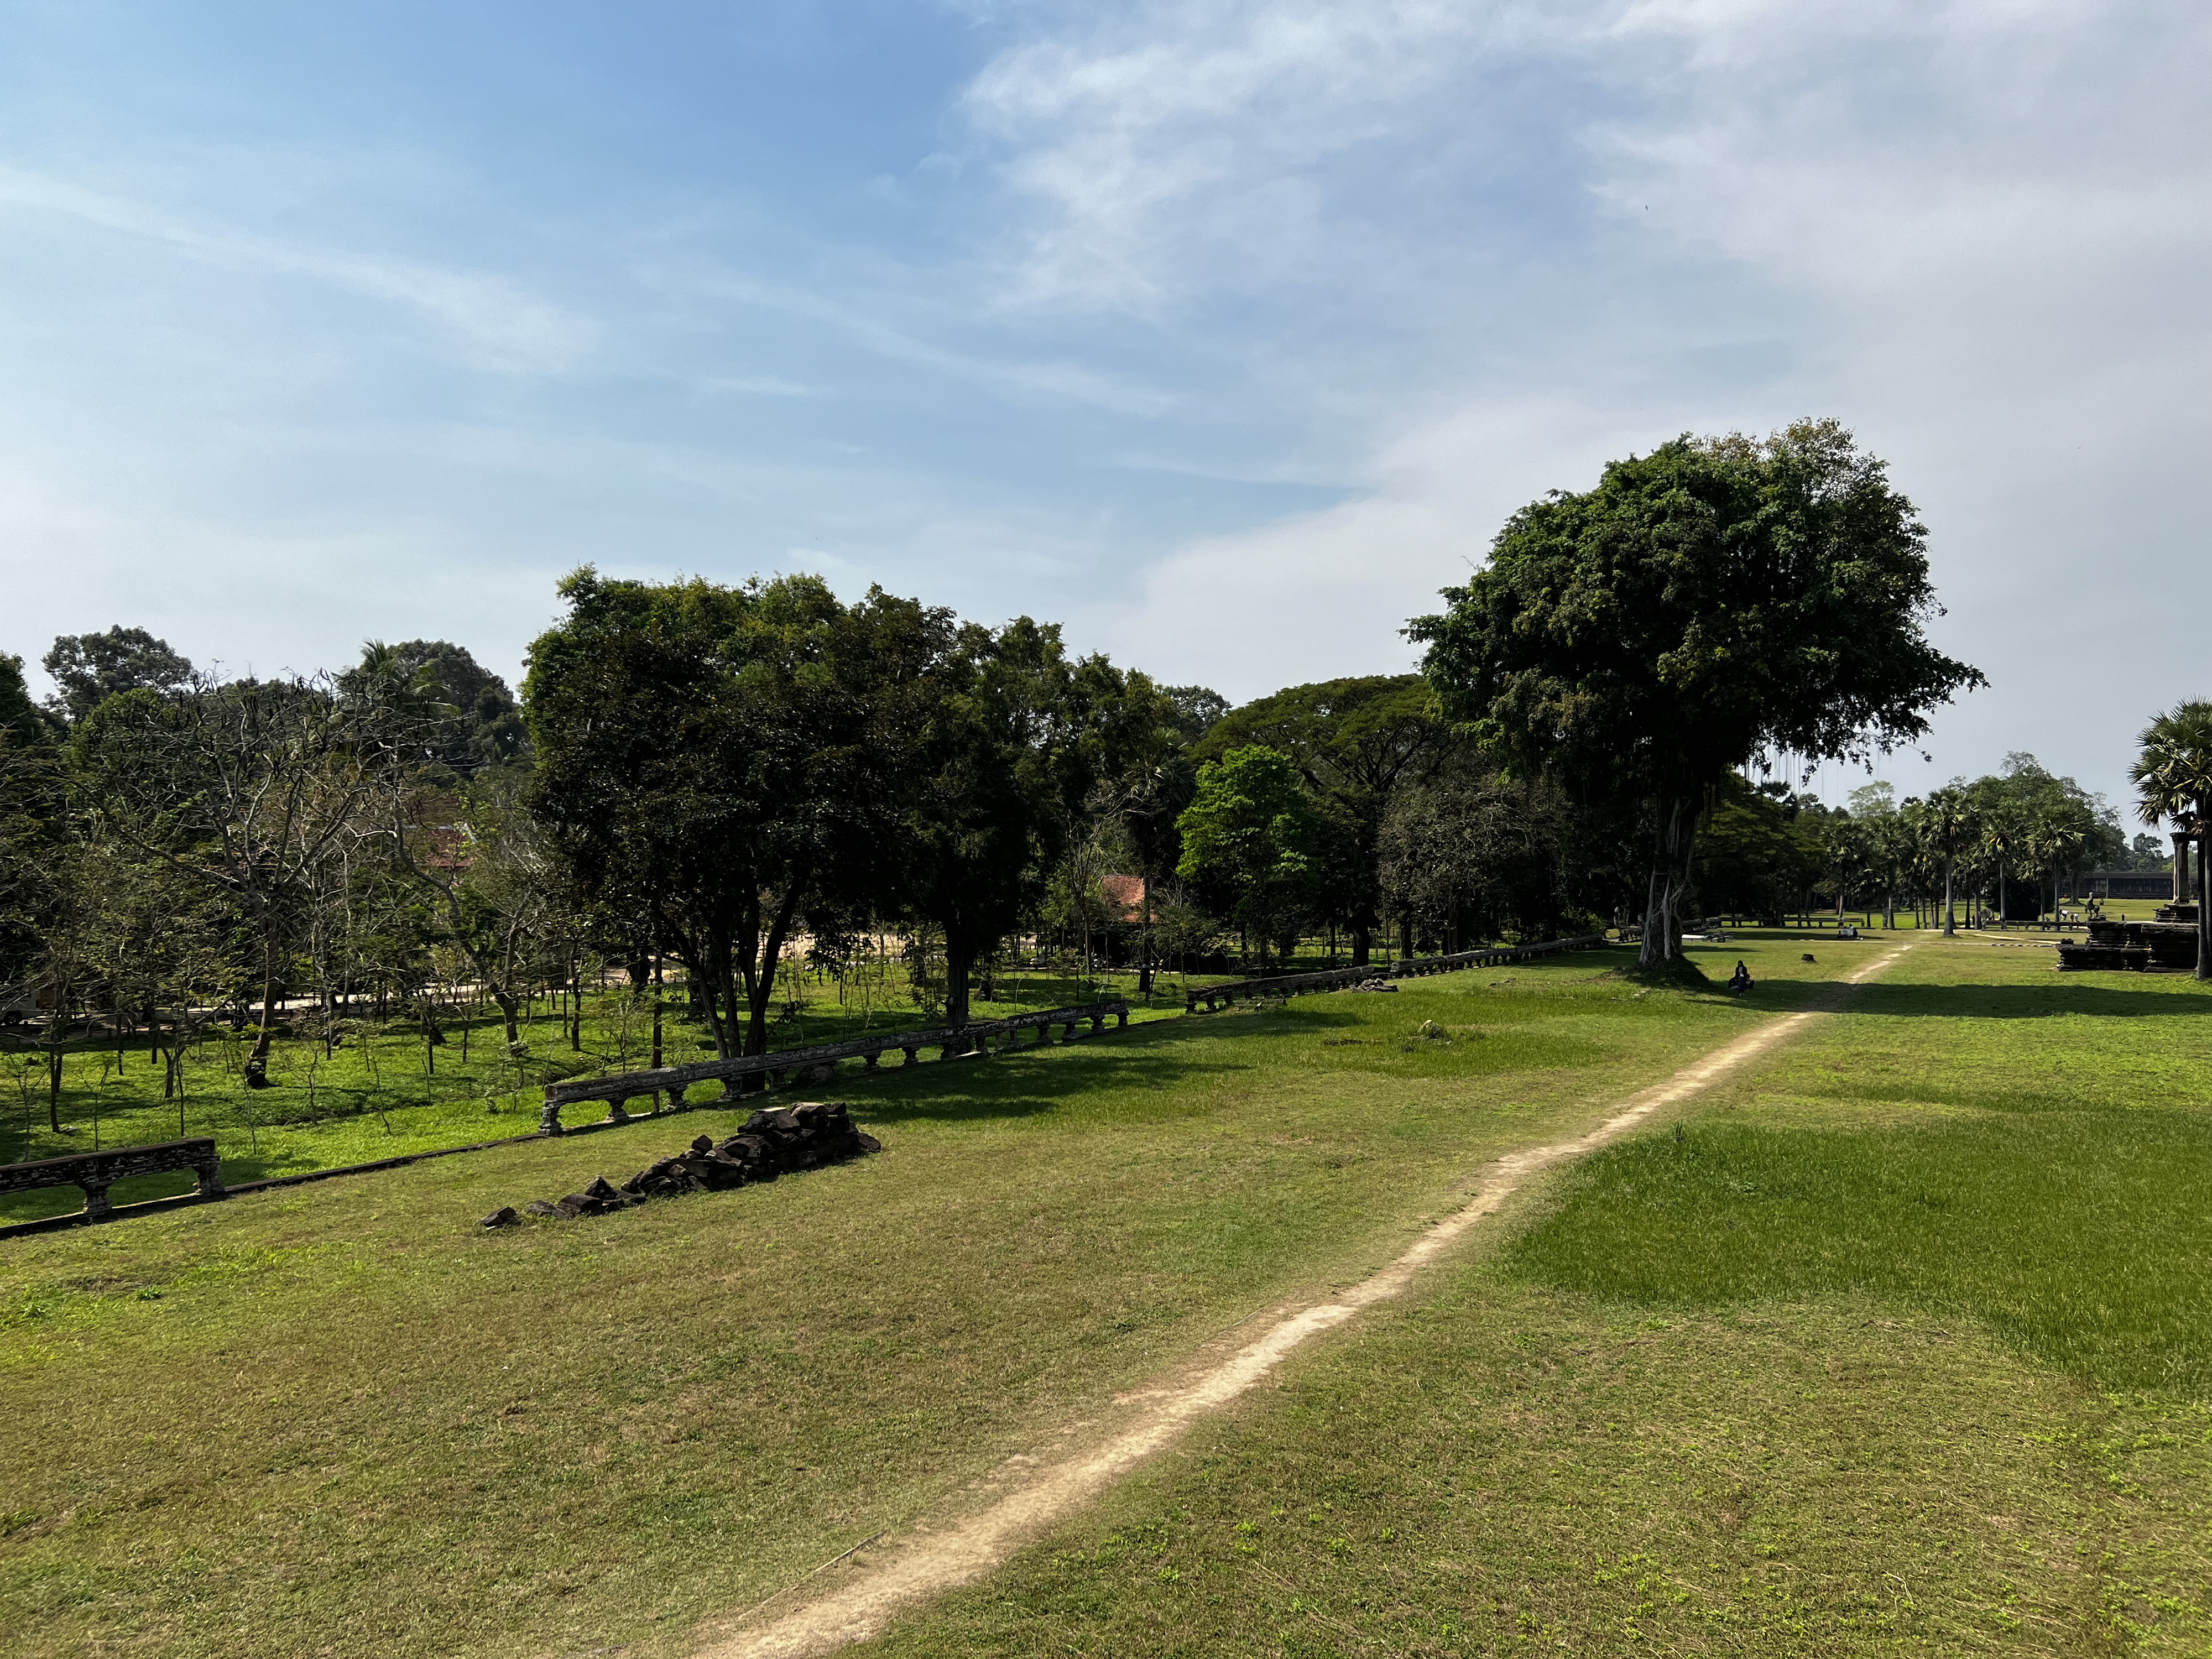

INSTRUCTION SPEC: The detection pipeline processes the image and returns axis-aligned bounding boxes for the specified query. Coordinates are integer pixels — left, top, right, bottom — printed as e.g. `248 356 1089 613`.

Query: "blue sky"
2 0 2205 810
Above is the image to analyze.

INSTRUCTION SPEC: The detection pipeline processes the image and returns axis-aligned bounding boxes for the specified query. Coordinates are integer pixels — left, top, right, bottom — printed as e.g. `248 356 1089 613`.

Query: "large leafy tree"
1410 419 1983 967
41 625 194 725
1197 675 1447 964
0 654 68 1010
1379 759 1573 951
2130 700 2212 980
526 570 937 1057
898 618 1128 1029
1176 745 1322 967
340 639 529 774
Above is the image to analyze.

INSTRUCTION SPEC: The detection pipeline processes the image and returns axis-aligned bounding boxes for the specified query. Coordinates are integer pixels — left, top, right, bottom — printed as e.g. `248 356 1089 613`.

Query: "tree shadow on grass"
1791 1078 2157 1117
846 1018 1282 1126
1837 980 2212 1021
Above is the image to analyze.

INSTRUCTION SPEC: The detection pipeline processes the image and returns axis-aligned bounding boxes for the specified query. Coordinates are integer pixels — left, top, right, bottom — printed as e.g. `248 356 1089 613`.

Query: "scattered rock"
1802 953 1817 963
480 1206 518 1229
519 1102 881 1222
1349 978 1398 993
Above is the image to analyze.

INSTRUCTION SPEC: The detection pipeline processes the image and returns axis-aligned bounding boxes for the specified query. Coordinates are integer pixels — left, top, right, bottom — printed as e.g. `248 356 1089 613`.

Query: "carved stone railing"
1184 935 1609 1013
539 1000 1133 1135
0 1137 224 1222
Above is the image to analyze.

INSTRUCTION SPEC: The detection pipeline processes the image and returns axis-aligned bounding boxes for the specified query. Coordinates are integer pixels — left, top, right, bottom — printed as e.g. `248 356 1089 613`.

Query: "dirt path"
690 943 1914 1659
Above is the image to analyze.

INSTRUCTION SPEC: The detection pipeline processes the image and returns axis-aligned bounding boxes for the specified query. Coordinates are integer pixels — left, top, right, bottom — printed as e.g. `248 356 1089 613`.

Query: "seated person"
1726 959 1754 995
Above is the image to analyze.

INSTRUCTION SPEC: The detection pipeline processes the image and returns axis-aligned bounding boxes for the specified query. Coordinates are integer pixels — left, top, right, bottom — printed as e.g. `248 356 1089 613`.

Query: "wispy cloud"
0 165 597 371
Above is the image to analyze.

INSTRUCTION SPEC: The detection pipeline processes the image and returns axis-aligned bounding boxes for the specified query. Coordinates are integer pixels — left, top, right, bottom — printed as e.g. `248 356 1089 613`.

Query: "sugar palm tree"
1919 786 1974 936
2130 700 2212 980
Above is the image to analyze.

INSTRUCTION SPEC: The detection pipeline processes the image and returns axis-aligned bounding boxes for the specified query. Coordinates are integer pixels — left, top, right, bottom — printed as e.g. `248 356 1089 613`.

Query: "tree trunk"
245 942 280 1086
47 1044 62 1132
945 950 973 1034
1136 870 1155 995
1943 856 1955 936
742 884 806 1056
2198 827 2210 983
1637 793 1696 968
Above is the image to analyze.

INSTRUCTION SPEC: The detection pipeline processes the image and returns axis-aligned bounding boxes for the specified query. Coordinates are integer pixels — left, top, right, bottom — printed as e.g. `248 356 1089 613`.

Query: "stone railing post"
539 1100 564 1136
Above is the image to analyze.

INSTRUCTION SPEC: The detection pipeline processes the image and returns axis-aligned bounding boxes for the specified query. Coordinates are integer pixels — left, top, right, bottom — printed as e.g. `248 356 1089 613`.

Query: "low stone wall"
538 999 1133 1134
0 1137 225 1221
1184 935 1609 1014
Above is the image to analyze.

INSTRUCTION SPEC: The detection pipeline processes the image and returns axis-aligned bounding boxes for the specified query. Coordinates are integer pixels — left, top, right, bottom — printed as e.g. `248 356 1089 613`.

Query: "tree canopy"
525 569 938 1056
41 625 195 725
1175 745 1322 966
1409 419 1983 966
2131 699 2212 980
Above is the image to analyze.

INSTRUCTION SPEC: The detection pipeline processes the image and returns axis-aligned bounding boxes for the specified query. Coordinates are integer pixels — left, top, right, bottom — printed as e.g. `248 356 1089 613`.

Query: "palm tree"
1977 807 2025 928
2130 700 2212 980
1920 787 1974 936
2026 807 2086 927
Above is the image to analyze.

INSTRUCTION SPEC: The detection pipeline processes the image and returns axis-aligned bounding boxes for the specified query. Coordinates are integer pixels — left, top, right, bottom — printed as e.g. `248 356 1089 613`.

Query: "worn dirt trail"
691 943 1914 1659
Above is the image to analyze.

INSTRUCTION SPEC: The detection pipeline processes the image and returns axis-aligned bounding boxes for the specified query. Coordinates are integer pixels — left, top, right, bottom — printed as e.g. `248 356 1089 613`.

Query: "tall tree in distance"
340 639 529 774
71 675 389 1083
1176 745 1322 967
1197 675 1447 964
41 626 194 724
2131 700 2212 980
1917 786 1975 936
1410 419 1983 969
527 570 936 1057
899 617 1127 1029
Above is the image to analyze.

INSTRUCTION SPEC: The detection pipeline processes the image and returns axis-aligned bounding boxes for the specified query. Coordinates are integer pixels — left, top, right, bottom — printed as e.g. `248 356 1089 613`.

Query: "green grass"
0 937 1813 1658
10 930 2207 1658
0 962 1209 1221
853 933 2212 1657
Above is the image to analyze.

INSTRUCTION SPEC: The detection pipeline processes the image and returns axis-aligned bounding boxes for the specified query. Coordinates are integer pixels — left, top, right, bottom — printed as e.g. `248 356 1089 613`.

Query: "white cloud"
0 165 596 372
964 0 1514 306
974 0 2212 802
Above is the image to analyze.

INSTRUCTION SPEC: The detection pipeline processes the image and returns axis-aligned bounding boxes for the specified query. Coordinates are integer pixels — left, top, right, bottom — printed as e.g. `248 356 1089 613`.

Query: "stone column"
2177 833 2193 904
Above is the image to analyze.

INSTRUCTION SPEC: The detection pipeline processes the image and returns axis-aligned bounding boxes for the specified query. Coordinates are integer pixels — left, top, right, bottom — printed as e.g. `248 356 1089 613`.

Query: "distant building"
2083 868 2184 900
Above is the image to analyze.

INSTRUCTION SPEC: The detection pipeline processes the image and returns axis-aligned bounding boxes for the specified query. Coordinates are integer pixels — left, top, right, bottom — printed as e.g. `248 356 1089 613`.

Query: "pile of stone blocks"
484 1102 880 1227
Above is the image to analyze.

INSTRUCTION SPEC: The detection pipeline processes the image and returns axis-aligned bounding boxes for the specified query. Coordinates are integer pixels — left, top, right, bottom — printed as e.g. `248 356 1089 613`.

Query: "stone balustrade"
1183 935 1609 1014
538 999 1133 1135
0 1137 224 1222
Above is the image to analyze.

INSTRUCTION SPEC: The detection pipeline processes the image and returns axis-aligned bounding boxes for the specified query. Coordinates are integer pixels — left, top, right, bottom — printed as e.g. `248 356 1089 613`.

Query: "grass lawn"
0 962 1210 1223
858 933 2212 1657
7 929 2206 1659
1 933 1852 1658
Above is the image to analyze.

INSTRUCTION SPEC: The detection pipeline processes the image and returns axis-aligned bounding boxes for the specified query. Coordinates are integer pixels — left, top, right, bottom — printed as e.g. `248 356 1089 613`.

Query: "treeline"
12 422 2145 1083
1698 761 2130 927
0 585 1624 1103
